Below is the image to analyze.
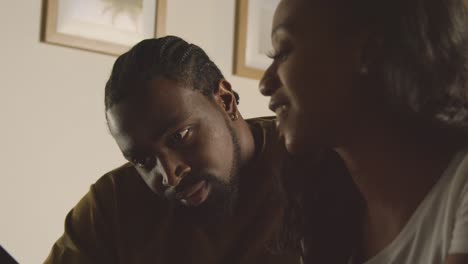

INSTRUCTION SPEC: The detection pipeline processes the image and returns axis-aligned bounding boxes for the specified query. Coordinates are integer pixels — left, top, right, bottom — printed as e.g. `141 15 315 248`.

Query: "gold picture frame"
41 0 167 56
234 0 279 80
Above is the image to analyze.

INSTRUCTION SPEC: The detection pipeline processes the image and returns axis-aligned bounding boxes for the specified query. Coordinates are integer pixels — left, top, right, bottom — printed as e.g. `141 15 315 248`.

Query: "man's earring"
230 112 239 121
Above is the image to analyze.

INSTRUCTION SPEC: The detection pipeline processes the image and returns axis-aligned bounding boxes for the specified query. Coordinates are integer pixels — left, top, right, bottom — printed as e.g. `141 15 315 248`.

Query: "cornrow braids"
104 36 240 111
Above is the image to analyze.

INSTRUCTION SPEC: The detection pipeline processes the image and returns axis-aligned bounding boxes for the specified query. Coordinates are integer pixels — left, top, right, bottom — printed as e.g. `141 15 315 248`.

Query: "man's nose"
156 152 190 187
259 65 280 96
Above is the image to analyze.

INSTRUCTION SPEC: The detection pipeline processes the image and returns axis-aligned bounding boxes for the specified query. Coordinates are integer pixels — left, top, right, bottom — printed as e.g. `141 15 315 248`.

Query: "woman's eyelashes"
267 46 292 63
267 49 287 61
267 37 292 60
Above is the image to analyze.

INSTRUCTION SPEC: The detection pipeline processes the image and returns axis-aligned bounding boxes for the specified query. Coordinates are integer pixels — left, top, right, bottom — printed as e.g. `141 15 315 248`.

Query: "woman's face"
260 0 367 154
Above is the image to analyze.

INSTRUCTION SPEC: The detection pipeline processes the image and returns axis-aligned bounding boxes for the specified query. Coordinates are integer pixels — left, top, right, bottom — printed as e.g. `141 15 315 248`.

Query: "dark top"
45 117 303 264
45 117 361 264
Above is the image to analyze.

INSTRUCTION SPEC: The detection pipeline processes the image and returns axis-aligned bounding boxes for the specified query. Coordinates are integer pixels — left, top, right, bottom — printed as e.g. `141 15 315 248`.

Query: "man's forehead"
107 100 192 137
112 81 194 117
106 78 216 139
107 103 195 159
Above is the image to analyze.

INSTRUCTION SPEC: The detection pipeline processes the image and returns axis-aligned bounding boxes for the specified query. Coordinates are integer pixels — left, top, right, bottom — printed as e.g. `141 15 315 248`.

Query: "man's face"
107 78 241 216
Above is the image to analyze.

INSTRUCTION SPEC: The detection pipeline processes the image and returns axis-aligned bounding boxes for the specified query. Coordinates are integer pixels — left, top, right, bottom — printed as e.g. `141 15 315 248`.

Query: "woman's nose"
259 65 280 96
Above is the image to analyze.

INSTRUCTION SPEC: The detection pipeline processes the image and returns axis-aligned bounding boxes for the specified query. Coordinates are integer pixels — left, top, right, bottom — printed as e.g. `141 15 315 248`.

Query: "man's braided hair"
105 36 239 111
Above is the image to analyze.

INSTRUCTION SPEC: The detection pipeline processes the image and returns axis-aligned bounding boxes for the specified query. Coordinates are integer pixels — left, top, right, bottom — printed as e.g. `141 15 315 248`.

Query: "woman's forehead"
273 0 329 34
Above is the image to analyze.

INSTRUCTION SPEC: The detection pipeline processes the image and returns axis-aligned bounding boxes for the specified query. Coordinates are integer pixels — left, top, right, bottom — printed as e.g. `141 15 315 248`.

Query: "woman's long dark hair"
342 0 468 127
271 149 364 263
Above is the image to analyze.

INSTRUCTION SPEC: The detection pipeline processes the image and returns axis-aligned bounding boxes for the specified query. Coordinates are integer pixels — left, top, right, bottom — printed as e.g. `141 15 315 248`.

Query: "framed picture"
234 0 279 79
41 0 167 56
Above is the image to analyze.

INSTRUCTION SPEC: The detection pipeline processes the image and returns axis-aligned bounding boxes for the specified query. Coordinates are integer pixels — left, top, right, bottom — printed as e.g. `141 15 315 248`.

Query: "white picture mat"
56 0 156 46
245 0 279 70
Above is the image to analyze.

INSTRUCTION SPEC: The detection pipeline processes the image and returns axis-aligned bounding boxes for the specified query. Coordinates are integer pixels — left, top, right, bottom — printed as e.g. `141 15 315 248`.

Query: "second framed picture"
234 0 279 79
41 0 167 56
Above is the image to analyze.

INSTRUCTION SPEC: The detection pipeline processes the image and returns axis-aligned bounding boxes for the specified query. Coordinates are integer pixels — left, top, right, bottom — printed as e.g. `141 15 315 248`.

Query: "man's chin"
174 185 238 226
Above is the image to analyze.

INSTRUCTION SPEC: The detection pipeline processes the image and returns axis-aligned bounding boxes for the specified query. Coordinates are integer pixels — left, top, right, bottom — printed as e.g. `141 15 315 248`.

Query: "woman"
260 0 468 263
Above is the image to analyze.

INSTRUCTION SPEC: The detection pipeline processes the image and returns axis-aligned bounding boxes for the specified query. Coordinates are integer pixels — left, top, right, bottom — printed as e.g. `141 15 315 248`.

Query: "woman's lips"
269 96 290 129
177 180 211 207
275 104 289 116
274 104 290 129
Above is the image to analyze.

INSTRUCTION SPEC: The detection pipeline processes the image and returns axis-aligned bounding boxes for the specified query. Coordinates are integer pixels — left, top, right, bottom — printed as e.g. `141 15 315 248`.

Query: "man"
45 36 358 263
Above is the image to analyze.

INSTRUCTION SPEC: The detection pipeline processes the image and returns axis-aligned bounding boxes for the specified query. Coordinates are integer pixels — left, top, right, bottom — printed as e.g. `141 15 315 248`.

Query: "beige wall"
0 1 271 263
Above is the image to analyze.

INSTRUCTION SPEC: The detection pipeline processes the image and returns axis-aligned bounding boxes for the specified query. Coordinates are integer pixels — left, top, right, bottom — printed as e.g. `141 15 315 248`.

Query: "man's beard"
173 119 242 226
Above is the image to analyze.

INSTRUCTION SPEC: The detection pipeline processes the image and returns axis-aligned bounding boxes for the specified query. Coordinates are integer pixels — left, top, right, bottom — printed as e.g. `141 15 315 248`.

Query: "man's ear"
215 79 237 114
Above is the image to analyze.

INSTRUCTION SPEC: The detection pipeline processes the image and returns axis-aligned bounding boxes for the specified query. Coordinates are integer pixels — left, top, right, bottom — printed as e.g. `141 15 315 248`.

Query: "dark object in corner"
0 245 18 264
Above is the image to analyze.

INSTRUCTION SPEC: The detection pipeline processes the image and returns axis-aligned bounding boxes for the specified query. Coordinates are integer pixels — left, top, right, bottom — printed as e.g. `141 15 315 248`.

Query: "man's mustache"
163 173 216 200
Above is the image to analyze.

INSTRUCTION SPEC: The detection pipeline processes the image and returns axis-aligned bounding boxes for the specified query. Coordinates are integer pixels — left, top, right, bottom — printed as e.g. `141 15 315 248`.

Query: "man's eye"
133 156 154 169
172 128 191 143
